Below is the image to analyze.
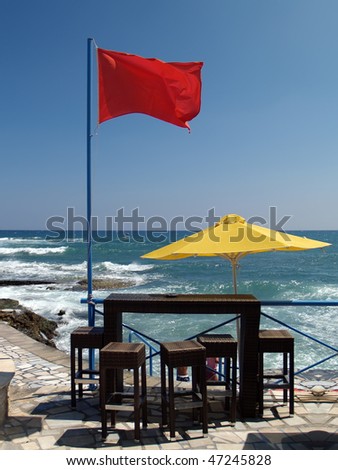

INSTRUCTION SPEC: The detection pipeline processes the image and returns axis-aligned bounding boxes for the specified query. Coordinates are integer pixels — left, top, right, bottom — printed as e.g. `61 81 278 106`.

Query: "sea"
0 229 337 373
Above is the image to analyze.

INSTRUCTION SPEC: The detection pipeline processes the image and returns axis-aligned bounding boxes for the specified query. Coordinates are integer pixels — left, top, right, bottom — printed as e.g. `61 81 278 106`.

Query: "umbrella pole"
232 260 238 295
219 254 241 341
230 258 241 375
231 260 241 342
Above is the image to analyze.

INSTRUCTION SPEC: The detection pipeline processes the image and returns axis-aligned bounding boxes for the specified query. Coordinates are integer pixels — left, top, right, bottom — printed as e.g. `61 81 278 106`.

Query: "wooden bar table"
103 293 261 418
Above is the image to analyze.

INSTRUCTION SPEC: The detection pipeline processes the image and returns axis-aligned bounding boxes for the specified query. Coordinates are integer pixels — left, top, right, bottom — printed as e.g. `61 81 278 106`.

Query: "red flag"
97 48 203 130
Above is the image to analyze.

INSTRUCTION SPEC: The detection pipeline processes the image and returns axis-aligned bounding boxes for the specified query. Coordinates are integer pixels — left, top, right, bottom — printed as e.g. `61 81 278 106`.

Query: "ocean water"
0 229 337 372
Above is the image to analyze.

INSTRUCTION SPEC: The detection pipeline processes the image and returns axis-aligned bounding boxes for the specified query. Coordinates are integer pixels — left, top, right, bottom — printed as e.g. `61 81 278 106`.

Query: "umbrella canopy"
141 214 331 293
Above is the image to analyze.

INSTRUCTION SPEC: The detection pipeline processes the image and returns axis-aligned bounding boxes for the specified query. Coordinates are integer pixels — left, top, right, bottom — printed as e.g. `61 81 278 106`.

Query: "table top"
104 293 260 314
105 293 258 301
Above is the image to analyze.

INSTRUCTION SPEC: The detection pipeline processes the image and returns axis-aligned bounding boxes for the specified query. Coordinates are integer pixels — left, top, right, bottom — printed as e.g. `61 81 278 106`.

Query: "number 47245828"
207 454 272 466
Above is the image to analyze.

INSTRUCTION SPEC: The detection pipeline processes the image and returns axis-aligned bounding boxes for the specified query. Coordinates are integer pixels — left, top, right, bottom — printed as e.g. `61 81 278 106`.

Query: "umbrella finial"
217 214 245 226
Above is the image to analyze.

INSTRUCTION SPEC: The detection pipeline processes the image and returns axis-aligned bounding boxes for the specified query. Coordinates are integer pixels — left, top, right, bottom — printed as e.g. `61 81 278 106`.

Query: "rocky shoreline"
0 299 58 348
0 277 136 349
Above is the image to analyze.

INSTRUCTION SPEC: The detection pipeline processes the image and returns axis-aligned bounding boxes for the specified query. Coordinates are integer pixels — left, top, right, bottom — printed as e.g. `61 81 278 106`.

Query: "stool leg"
161 356 167 427
258 352 264 416
141 361 148 428
289 348 294 415
71 343 76 407
134 366 140 441
225 357 230 410
168 366 175 438
78 348 83 398
100 366 107 439
192 365 198 422
230 355 237 423
283 352 288 403
110 369 116 428
200 363 208 434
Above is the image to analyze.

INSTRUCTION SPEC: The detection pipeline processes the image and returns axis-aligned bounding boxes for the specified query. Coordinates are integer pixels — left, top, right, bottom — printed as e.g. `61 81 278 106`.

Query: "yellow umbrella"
141 214 331 294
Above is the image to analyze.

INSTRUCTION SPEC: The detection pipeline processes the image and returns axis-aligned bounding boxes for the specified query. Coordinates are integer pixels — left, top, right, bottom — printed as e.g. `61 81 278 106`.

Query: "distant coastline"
0 278 136 290
0 280 54 286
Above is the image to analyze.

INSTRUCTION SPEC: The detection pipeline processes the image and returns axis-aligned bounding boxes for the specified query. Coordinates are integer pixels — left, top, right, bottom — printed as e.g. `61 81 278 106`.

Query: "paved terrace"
1 322 338 450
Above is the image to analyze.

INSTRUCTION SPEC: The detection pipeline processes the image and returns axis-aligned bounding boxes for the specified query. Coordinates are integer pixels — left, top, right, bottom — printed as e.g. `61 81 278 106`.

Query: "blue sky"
1 0 338 230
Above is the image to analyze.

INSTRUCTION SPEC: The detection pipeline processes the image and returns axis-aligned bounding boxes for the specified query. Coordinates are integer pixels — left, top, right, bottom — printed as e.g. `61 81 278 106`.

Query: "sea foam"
0 247 68 255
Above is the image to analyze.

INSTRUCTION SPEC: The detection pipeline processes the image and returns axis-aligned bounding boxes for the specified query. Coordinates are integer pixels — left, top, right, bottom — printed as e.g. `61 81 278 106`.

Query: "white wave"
306 284 338 300
0 259 85 281
98 261 154 273
58 261 87 273
91 261 155 287
0 247 68 255
0 258 151 289
0 237 49 245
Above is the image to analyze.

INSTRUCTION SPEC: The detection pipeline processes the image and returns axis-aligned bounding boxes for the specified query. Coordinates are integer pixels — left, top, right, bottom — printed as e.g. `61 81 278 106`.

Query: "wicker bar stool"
258 329 294 416
100 342 147 441
160 340 208 438
70 326 104 407
197 334 237 423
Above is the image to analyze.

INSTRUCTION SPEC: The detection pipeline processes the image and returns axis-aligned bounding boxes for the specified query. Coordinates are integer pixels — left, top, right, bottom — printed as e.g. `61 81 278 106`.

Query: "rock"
74 278 135 291
0 299 20 310
0 299 58 348
57 309 66 317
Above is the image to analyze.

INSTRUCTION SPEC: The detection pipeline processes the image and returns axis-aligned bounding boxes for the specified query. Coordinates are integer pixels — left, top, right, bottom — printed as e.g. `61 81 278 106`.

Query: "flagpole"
87 38 96 381
87 37 94 328
86 37 96 375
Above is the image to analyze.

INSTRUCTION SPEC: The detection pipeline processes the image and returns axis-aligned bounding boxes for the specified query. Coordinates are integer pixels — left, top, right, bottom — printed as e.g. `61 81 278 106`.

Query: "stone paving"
1 321 338 450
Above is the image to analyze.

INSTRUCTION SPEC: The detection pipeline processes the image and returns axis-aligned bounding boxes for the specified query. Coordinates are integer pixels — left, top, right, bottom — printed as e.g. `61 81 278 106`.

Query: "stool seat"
258 329 294 416
197 334 237 357
259 329 294 352
160 340 208 438
70 326 104 407
197 334 237 423
100 342 146 368
100 342 147 440
161 340 206 367
71 326 105 348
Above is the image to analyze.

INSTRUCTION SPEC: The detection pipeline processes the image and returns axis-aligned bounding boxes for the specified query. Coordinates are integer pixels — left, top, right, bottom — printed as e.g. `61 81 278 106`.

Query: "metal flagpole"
87 37 95 370
87 37 94 326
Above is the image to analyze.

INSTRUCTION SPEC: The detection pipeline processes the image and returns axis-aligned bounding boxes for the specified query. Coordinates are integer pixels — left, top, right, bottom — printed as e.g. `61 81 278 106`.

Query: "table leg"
239 309 260 417
103 304 123 391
